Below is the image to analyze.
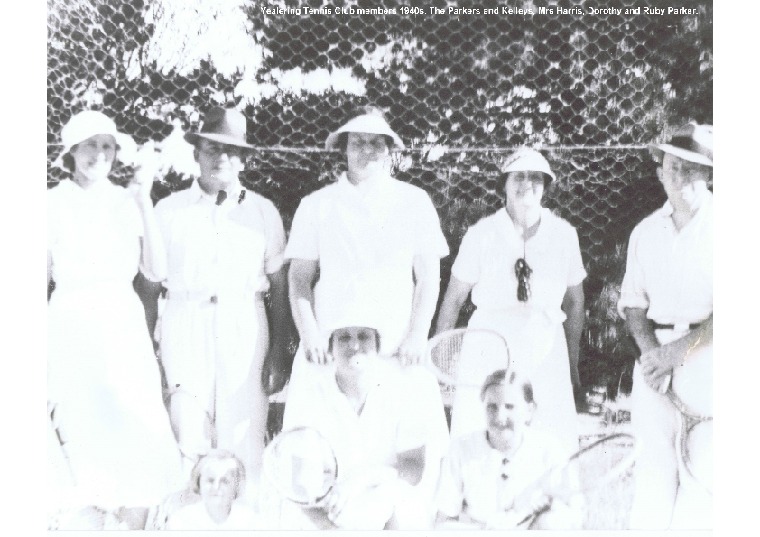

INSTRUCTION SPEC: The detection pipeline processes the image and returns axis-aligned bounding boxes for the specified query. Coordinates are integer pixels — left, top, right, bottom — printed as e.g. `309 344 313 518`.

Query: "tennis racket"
262 427 338 508
663 351 713 494
513 432 639 527
645 342 713 494
425 328 511 406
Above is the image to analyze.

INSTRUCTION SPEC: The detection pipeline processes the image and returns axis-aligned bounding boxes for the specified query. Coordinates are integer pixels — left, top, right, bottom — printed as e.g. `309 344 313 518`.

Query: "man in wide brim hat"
618 122 713 530
145 106 289 489
184 107 256 150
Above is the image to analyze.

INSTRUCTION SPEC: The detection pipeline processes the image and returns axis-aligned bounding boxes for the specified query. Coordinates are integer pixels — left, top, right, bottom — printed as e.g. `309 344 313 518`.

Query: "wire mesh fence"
47 0 713 393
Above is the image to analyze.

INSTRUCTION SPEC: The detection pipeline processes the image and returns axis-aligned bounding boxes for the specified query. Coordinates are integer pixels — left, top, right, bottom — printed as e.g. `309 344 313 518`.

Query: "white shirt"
436 429 566 524
286 359 449 483
618 190 713 325
452 208 586 325
154 181 285 297
166 501 263 530
284 172 449 349
48 179 145 289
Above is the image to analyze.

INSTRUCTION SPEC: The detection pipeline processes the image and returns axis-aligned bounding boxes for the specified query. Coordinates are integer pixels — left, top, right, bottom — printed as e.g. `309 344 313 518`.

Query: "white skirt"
48 283 183 509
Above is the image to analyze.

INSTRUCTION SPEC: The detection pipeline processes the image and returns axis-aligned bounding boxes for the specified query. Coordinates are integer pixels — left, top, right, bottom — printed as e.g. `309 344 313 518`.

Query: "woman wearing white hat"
282 107 449 429
47 110 182 528
435 147 585 458
279 311 449 530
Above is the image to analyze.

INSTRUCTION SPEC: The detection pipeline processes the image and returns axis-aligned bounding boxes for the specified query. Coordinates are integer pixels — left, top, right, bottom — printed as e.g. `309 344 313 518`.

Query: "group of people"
47 103 712 530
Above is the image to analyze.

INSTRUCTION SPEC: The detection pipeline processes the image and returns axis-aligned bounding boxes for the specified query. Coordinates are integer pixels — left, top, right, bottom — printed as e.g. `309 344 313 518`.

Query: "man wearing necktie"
146 107 289 497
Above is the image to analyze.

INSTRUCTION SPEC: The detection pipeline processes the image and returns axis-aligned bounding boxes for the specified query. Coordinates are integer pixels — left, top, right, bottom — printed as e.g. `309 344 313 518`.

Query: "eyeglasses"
514 258 532 302
199 141 247 159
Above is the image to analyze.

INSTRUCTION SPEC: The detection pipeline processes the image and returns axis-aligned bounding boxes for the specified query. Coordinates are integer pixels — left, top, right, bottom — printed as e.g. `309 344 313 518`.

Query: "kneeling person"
436 369 582 530
282 321 448 530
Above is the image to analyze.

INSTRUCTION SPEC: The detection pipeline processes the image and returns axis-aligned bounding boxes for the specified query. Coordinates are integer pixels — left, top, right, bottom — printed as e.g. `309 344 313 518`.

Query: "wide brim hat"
325 113 405 151
53 110 137 169
499 147 556 183
649 123 713 167
184 107 255 149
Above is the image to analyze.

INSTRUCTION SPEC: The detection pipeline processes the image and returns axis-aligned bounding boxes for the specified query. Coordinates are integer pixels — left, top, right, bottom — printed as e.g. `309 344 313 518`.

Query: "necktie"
215 190 227 206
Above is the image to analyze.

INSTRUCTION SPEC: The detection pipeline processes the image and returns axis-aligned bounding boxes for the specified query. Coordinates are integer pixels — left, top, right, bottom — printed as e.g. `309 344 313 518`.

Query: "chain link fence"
47 0 713 396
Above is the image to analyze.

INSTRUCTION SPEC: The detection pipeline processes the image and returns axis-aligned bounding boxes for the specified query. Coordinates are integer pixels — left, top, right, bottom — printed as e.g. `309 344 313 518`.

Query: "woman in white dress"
47 110 182 528
435 148 586 457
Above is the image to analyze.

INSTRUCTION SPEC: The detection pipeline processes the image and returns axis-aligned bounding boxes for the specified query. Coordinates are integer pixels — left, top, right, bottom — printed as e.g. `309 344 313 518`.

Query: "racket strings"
263 428 338 507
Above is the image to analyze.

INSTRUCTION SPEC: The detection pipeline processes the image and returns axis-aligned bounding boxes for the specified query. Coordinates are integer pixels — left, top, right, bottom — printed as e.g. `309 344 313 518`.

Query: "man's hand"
639 340 685 392
393 329 428 366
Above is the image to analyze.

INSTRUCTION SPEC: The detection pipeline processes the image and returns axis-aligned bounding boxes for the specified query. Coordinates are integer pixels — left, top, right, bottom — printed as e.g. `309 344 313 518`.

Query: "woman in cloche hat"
435 147 586 459
47 110 182 528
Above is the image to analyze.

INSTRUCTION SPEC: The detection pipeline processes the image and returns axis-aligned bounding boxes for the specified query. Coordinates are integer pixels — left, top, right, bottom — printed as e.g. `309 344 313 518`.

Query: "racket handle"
659 373 672 394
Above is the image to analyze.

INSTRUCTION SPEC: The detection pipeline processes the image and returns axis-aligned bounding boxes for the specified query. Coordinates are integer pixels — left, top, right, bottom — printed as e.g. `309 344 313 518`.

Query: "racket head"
543 433 639 500
680 419 712 494
425 328 511 405
262 427 338 507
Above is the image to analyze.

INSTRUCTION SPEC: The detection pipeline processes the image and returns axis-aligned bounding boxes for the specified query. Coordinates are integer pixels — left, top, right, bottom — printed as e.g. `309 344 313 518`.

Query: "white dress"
47 179 182 509
449 208 586 457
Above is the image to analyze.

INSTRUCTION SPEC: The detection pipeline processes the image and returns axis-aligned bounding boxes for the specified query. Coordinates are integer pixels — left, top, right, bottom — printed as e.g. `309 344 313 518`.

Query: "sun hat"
184 107 254 149
324 110 405 151
54 110 137 169
499 147 556 183
649 123 713 167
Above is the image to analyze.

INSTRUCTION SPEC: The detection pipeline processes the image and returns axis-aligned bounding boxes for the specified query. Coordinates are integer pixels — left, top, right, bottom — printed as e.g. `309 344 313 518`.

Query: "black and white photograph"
37 0 729 532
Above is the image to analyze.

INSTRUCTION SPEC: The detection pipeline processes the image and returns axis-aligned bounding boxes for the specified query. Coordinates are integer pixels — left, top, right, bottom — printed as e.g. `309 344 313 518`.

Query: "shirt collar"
189 179 243 206
658 188 712 218
337 171 392 198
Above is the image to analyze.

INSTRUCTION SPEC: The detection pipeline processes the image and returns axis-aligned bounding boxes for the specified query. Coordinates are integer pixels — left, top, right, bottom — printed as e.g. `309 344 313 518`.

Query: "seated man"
435 369 582 530
164 450 262 530
280 318 449 530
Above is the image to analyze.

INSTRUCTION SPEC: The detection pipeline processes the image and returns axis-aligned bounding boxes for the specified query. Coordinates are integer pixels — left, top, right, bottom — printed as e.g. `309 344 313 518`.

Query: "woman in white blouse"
435 148 585 457
47 111 182 528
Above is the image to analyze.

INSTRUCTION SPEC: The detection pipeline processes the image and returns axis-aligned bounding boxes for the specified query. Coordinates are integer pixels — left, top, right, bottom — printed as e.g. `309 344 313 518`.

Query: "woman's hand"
394 329 427 366
129 143 161 206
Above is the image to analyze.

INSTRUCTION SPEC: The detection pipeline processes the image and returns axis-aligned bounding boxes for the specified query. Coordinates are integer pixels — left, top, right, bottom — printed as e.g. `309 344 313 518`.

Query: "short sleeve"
413 191 449 259
617 225 650 319
451 225 481 284
565 225 587 287
284 196 320 261
435 441 465 518
259 197 286 274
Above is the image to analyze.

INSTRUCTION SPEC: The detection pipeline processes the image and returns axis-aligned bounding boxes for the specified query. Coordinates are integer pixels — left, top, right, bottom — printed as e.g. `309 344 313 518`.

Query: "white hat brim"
325 114 404 151
53 132 137 170
649 143 713 167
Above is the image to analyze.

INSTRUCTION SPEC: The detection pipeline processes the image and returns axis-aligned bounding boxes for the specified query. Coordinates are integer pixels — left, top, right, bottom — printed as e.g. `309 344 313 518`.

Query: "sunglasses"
514 258 532 302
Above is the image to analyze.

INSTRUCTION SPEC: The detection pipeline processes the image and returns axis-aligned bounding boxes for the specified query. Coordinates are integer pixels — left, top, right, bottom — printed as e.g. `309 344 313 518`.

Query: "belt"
651 321 702 331
167 290 263 304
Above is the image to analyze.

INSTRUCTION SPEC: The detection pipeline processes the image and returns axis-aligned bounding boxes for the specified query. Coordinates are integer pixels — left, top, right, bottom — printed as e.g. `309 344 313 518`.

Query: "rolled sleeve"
617 227 650 319
284 197 319 261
